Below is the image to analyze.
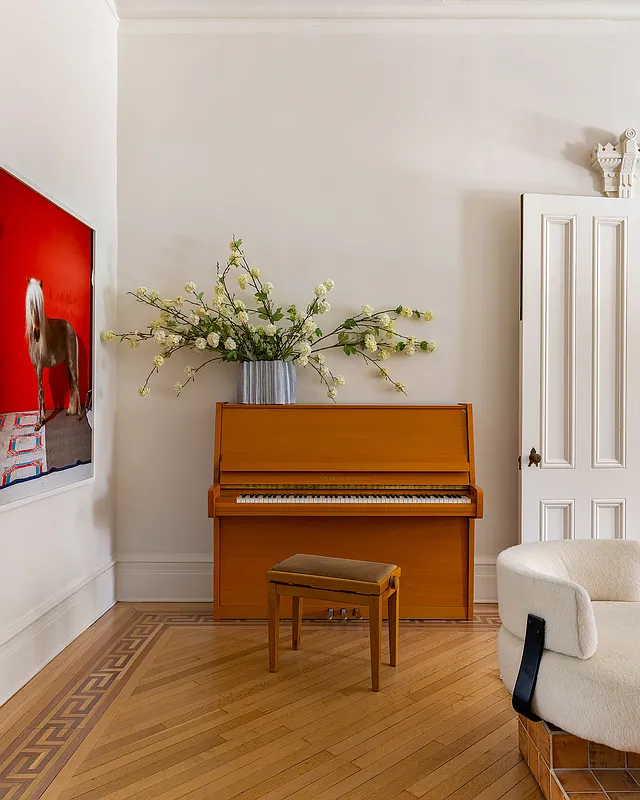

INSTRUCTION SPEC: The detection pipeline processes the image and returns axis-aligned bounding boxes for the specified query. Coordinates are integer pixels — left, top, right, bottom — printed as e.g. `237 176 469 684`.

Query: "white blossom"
153 354 165 367
361 304 374 316
128 338 139 349
334 375 345 386
298 341 312 356
237 311 249 324
238 274 249 290
103 330 116 342
184 365 194 378
364 334 378 352
214 282 225 295
149 290 160 302
377 368 388 378
425 341 436 352
263 324 277 337
184 281 197 294
302 317 316 334
323 279 335 291
174 382 182 395
170 334 183 346
224 337 237 350
207 332 220 347
314 284 327 297
315 353 325 363
319 365 329 377
404 346 416 357
138 386 151 397
400 306 413 318
189 312 200 325
263 282 274 294
173 296 185 307
195 338 207 350
378 348 391 360
155 330 167 344
327 387 337 399
250 268 261 278
196 307 207 317
295 355 309 367
396 382 406 393
424 310 434 321
234 299 246 311
210 295 222 310
159 299 172 310
378 313 391 328
135 287 147 297
317 299 331 314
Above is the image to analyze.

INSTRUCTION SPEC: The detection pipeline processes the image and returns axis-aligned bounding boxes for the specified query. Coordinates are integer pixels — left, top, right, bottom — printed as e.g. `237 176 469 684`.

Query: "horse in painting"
25 278 82 430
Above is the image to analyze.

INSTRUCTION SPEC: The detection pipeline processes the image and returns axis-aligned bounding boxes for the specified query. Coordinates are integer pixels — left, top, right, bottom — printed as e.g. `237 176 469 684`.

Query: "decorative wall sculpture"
592 127 640 198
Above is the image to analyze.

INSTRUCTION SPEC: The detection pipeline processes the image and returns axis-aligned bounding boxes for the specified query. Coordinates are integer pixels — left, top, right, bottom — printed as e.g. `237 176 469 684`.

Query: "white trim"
116 553 497 603
102 0 120 21
0 559 116 705
115 0 640 20
117 554 214 601
474 556 497 603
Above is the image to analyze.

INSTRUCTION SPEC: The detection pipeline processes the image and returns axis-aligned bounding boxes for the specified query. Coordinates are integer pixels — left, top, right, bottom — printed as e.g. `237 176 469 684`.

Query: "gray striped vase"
237 360 296 404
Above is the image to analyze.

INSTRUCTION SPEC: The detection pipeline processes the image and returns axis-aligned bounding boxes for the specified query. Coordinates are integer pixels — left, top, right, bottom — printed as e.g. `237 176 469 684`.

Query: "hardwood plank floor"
0 603 541 800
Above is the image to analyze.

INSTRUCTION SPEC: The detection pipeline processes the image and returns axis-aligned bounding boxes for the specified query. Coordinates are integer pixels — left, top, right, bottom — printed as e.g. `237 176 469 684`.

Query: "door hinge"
518 455 522 470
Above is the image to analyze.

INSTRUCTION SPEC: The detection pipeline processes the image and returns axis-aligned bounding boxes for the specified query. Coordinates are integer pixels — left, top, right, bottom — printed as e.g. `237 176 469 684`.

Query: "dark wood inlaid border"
0 608 500 798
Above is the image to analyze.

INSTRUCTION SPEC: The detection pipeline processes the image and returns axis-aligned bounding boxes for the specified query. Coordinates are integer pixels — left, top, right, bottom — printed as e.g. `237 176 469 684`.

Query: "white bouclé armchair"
497 540 640 752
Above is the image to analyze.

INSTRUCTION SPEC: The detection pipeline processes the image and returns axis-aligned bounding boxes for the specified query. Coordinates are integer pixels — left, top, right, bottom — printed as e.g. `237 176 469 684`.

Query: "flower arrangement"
103 238 435 399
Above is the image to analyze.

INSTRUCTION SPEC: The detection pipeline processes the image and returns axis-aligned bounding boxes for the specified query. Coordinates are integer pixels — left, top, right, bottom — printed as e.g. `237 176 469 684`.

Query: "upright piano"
209 403 483 620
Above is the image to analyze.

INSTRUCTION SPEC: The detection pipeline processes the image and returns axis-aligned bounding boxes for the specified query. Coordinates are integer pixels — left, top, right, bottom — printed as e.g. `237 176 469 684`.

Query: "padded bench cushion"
498 601 640 752
269 554 398 585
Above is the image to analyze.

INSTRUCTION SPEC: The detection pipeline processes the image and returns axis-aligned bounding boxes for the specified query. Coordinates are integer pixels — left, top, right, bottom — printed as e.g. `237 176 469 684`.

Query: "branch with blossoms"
102 238 436 400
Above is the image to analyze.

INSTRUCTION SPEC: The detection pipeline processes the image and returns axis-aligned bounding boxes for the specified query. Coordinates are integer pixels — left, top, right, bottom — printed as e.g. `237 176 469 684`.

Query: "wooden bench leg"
292 595 303 650
388 578 399 668
369 596 383 692
268 582 280 672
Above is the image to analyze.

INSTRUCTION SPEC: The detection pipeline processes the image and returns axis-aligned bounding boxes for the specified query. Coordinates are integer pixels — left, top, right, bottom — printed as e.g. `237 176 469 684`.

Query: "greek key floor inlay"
0 608 500 799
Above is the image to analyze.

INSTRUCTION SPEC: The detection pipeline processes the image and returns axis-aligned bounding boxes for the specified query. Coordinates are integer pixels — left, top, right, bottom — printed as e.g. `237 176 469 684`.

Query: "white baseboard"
475 556 498 603
117 553 214 601
116 553 497 603
0 559 116 706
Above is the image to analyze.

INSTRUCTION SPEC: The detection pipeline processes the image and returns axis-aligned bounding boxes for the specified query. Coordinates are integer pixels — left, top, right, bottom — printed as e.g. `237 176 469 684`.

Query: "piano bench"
266 554 401 692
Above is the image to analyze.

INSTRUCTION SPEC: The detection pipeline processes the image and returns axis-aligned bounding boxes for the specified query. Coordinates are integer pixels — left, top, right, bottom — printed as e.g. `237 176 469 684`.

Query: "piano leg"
292 596 303 650
268 582 279 672
388 576 400 667
369 596 383 692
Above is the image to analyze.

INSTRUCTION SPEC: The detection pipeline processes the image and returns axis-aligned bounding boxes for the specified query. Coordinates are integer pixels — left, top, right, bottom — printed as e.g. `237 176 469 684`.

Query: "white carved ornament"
592 128 640 198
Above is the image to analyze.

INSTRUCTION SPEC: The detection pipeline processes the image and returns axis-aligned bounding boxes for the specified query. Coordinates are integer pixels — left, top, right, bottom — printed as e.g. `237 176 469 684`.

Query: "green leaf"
420 340 430 351
395 305 403 314
258 313 269 320
196 291 204 301
273 312 284 321
343 344 356 356
343 318 357 329
315 328 322 337
397 341 406 351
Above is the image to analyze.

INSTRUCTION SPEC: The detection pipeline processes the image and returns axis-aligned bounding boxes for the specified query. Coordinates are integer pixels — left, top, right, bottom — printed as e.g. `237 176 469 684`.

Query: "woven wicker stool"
267 554 400 691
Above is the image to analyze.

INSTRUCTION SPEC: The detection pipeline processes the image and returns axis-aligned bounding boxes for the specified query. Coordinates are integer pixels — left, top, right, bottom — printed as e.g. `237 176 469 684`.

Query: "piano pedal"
352 608 363 620
327 608 335 620
339 608 348 620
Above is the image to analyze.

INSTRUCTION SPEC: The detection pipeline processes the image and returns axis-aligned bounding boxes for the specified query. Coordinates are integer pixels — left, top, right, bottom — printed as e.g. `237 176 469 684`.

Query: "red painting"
0 167 93 500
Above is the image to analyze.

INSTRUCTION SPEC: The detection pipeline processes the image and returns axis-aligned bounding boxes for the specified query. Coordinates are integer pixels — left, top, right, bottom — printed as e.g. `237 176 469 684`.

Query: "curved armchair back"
497 540 640 660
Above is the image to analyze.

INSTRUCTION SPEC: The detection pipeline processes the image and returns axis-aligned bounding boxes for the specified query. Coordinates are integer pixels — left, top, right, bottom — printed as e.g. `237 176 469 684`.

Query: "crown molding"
115 0 640 20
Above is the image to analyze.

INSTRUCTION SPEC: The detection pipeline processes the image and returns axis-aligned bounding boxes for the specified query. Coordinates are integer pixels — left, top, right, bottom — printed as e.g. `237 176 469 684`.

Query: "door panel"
520 195 639 543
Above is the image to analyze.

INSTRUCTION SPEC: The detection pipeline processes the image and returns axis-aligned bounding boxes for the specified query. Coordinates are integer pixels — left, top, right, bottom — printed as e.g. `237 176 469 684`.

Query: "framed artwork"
0 166 94 507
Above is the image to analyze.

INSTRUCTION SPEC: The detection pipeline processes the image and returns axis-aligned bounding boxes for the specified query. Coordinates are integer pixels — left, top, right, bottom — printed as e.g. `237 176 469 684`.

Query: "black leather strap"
512 614 545 721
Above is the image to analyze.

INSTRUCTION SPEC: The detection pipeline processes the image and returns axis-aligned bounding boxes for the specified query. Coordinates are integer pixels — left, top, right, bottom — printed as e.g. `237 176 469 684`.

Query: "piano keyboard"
237 494 471 504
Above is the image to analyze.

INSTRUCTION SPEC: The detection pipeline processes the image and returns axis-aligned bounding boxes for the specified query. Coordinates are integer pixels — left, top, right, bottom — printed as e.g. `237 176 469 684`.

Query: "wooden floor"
0 603 542 800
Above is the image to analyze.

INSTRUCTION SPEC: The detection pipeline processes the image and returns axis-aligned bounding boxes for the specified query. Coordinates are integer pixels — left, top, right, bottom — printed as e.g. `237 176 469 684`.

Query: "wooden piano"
209 403 483 620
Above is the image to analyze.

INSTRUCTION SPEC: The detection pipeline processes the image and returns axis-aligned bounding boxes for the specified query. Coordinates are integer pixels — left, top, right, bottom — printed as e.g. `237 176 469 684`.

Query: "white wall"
116 13 640 602
0 0 118 702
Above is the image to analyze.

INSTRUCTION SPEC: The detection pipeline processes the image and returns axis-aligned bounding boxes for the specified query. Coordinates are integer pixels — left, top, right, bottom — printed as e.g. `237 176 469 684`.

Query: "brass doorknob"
528 447 542 467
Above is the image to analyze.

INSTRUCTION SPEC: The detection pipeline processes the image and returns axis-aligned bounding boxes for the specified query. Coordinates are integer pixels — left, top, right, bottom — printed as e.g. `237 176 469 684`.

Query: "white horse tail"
26 278 46 344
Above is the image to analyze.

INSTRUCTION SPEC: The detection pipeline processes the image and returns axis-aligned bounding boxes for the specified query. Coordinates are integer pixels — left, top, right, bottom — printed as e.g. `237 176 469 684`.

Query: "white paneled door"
520 194 640 543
